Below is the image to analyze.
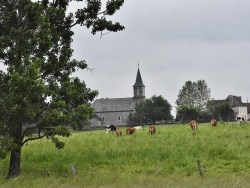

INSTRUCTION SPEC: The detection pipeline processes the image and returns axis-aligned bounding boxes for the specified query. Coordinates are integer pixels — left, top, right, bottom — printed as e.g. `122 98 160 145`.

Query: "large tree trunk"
7 146 22 179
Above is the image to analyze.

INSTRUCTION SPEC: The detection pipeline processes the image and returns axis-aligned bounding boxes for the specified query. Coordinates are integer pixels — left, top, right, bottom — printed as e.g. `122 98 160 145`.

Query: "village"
90 67 250 127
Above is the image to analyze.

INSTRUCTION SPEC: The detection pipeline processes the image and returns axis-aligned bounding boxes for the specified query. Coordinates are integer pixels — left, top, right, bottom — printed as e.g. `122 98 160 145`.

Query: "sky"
2 0 250 117
70 0 250 116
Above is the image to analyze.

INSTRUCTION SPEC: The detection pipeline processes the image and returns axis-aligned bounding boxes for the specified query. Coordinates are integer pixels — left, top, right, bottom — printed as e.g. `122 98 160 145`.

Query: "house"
207 95 249 120
90 68 145 126
245 103 250 120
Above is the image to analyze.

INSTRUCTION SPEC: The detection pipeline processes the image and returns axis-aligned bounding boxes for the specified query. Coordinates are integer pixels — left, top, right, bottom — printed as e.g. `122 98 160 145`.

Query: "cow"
190 120 198 131
126 127 136 135
105 124 116 134
236 116 246 124
149 125 156 135
115 128 122 137
133 126 142 130
210 119 217 126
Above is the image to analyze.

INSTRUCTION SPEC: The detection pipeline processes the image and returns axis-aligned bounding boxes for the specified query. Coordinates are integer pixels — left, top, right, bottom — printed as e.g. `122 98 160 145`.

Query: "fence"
66 159 248 179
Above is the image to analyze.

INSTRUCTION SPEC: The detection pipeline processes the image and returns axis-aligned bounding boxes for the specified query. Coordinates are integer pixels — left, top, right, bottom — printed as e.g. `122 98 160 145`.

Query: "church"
90 68 145 126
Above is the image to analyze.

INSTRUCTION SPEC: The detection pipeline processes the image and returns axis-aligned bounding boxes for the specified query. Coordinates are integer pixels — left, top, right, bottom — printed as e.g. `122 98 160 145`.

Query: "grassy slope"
1 122 250 187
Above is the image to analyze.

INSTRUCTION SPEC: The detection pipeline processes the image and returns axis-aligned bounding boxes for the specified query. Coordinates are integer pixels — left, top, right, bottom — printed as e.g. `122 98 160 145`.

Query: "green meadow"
1 122 250 187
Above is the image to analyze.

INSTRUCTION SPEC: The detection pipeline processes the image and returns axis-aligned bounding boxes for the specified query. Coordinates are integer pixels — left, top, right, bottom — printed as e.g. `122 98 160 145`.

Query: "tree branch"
42 64 94 78
41 64 75 78
70 20 81 28
21 123 41 139
98 10 107 16
100 31 111 38
69 9 107 28
22 135 46 146
86 67 94 72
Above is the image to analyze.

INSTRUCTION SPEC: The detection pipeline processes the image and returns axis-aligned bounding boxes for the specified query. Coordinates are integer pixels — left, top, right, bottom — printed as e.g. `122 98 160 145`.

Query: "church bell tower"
133 67 145 99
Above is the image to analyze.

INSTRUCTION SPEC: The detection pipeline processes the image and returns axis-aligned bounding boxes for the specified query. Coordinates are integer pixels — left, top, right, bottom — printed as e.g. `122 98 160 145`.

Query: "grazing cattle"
149 125 156 135
133 126 142 130
190 120 198 131
105 125 116 134
126 127 136 135
210 119 217 126
115 128 122 137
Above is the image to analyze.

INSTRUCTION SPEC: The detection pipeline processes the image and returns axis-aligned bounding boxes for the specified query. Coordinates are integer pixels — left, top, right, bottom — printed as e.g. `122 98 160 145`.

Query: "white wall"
233 106 248 120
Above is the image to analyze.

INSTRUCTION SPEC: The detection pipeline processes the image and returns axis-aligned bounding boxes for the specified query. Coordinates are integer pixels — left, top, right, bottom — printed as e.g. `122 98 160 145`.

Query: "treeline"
127 80 236 125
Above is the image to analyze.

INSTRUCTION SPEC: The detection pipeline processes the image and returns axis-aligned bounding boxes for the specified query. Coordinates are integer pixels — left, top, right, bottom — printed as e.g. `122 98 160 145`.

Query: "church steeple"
133 66 145 99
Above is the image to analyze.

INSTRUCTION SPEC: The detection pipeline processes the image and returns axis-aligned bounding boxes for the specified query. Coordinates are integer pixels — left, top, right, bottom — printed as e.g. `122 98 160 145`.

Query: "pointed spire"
133 67 145 87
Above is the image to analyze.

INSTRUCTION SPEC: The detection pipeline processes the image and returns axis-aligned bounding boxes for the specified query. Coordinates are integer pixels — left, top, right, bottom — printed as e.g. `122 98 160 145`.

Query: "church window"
102 116 105 122
137 89 140 95
118 116 121 121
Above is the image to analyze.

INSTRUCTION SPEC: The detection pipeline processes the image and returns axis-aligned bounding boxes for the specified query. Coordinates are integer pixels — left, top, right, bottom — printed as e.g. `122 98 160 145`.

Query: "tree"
176 105 212 123
0 0 125 178
176 80 211 112
175 106 199 123
208 103 235 121
128 95 173 124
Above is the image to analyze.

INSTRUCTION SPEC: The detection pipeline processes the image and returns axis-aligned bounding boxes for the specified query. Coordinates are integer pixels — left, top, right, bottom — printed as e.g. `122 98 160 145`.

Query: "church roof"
92 97 141 112
133 68 145 87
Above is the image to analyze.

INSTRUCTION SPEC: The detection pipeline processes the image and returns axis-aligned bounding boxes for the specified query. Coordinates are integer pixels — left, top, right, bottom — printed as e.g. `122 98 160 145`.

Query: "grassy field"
1 122 250 187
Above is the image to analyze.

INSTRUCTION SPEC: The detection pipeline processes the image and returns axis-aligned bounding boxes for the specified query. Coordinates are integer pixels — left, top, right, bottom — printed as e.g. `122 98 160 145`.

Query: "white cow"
236 116 246 124
133 126 142 130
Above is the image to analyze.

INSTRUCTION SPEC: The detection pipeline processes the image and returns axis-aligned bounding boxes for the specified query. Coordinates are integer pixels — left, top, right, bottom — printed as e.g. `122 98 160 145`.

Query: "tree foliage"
176 80 211 112
128 95 173 124
0 0 125 178
175 106 199 123
208 102 235 121
176 105 212 123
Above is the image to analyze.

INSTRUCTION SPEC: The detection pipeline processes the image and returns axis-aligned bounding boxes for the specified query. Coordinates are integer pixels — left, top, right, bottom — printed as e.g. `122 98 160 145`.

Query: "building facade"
207 95 249 120
90 68 145 126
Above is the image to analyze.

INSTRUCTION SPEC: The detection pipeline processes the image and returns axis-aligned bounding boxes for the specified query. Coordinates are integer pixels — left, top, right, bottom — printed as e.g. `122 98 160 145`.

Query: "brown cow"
149 125 156 135
210 119 217 126
115 128 122 136
190 120 198 131
126 127 136 135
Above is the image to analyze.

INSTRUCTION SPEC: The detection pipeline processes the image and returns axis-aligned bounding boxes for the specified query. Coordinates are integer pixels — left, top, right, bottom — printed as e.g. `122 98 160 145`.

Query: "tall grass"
1 122 250 187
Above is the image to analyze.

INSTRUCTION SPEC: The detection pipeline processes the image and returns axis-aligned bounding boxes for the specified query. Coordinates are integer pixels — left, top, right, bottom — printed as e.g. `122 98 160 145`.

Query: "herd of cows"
189 119 217 131
190 118 247 130
105 117 247 136
105 124 156 136
105 120 201 136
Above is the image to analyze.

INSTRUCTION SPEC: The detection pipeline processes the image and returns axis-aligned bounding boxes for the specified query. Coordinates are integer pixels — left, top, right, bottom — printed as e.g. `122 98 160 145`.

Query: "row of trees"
175 103 235 123
128 80 235 125
175 80 234 122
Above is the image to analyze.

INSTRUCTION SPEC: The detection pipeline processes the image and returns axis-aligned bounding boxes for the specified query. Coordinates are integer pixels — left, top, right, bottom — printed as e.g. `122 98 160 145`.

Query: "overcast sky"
71 0 250 116
2 1 250 117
